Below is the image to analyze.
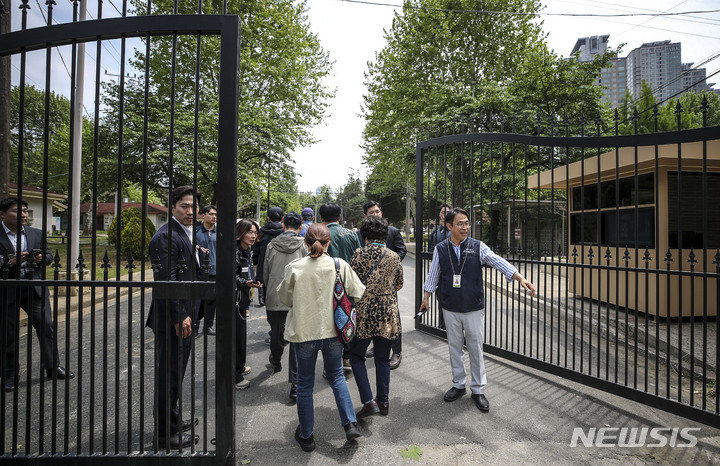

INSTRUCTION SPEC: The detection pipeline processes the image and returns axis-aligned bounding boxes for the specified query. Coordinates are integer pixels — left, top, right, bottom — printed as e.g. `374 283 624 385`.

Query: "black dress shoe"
182 417 199 432
289 384 297 401
389 353 402 370
158 432 198 449
376 400 389 416
344 422 360 441
443 386 466 402
471 393 490 412
4 377 14 393
205 326 216 336
356 400 379 419
46 367 75 380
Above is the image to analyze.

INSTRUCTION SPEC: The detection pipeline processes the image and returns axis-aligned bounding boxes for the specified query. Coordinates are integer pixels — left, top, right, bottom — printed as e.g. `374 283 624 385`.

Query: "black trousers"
154 329 192 437
392 332 402 354
202 275 216 328
266 309 297 384
235 307 247 381
2 286 58 379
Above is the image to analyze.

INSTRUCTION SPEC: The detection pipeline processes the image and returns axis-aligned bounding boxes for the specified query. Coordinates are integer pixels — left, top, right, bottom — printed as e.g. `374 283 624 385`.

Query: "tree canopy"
101 0 334 208
361 0 614 201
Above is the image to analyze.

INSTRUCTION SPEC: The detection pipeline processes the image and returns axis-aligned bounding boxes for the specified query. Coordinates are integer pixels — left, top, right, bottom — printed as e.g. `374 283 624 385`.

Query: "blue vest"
436 237 485 313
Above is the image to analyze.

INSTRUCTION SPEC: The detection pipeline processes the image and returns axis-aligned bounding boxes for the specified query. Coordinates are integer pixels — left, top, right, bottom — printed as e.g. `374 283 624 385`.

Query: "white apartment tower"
626 40 682 102
571 35 626 108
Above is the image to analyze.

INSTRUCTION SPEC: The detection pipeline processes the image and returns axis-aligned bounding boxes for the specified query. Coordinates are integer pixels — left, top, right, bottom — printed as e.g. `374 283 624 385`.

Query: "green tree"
337 171 365 229
102 0 334 205
361 0 607 209
107 207 156 259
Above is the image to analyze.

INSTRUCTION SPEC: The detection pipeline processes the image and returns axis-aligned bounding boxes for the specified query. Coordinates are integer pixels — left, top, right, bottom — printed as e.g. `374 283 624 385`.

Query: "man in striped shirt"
418 207 535 412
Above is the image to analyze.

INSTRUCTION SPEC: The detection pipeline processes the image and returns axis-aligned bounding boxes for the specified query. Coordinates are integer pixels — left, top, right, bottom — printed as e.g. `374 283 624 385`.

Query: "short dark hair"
363 200 381 215
444 207 469 228
319 203 341 223
283 211 302 228
172 185 200 207
360 215 388 243
200 205 217 215
0 198 28 213
267 206 284 222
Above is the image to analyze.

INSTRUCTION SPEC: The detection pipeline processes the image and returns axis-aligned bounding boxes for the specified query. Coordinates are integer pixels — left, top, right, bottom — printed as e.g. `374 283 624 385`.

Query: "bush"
107 207 156 259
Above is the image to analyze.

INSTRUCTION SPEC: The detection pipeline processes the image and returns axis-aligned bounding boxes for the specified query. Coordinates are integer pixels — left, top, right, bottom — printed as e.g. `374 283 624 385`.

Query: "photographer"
0 197 74 393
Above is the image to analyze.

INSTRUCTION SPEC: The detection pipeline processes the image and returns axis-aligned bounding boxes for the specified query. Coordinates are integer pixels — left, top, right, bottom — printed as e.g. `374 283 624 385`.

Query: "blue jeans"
294 337 356 439
348 336 392 404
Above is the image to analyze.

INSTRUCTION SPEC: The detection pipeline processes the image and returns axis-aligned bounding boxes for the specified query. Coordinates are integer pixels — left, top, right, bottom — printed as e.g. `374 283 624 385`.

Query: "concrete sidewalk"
233 259 720 465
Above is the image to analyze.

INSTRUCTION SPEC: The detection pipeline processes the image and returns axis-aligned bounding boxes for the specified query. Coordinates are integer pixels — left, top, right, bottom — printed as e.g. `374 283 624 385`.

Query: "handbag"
333 258 357 344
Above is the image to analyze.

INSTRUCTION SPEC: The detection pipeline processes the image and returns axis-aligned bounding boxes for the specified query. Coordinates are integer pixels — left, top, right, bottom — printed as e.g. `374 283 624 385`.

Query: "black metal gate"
1 3 239 464
415 109 720 428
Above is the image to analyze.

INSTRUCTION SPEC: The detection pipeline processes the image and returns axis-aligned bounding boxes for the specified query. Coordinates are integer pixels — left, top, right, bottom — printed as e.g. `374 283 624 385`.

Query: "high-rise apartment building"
626 41 683 102
572 36 714 108
681 63 709 94
571 35 626 108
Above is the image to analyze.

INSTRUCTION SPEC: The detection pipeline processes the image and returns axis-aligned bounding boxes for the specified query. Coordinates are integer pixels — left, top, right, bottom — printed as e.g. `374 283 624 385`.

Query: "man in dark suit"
357 201 407 369
0 198 74 393
146 186 205 449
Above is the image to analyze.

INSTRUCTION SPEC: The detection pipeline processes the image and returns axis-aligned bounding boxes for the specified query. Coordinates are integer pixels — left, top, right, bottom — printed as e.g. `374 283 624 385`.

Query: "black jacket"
0 225 53 297
235 244 254 311
252 221 283 283
146 220 206 333
357 225 407 261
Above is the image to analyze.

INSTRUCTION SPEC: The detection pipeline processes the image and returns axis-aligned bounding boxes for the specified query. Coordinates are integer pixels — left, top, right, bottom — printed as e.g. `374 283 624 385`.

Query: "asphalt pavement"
234 259 720 465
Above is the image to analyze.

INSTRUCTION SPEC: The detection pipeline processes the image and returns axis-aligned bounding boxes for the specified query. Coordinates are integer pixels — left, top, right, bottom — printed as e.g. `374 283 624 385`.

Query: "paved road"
4 259 720 464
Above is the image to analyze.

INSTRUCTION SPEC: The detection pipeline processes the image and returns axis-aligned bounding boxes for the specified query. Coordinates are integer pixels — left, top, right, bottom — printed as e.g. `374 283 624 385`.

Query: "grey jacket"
263 231 307 311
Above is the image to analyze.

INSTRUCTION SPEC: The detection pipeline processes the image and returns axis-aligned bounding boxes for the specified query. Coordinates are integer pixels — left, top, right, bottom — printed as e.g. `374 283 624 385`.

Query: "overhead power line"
338 0 720 18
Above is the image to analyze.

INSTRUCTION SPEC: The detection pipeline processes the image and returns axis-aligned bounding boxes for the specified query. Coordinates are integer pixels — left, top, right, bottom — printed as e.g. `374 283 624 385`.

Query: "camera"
29 248 43 257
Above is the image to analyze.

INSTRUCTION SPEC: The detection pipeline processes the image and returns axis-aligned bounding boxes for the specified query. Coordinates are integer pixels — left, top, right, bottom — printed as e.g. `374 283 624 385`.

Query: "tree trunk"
0 2 10 199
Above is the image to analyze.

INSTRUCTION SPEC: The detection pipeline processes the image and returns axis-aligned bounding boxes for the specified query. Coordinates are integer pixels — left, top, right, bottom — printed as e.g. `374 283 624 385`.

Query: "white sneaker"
235 379 250 390
242 366 251 375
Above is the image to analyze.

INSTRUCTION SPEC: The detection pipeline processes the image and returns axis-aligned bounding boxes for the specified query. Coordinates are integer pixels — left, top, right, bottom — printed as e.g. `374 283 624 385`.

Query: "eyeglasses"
454 222 470 228
246 231 258 236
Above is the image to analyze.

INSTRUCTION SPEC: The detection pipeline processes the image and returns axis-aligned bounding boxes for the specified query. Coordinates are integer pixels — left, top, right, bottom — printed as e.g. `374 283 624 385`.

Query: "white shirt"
172 216 200 266
2 221 31 274
2 221 28 255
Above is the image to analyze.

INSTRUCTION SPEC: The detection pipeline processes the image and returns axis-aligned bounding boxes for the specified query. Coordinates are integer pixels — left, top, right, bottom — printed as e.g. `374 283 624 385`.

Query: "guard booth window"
668 171 720 249
570 172 655 248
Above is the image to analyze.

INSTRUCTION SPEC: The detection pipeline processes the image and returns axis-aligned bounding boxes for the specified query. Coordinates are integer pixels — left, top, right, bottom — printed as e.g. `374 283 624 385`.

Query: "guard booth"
528 140 720 317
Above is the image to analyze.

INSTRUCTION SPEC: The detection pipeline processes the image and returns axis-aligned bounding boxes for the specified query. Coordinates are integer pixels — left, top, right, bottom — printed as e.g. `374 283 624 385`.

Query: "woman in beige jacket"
277 223 365 452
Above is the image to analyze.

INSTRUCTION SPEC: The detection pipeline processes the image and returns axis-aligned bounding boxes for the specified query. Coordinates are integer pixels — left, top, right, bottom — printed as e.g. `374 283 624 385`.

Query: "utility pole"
69 0 87 269
405 180 411 241
0 1 10 199
255 186 261 221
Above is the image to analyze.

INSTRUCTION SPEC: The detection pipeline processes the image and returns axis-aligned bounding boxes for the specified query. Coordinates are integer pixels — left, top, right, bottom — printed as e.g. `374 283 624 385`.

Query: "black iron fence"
415 108 720 428
1 2 239 464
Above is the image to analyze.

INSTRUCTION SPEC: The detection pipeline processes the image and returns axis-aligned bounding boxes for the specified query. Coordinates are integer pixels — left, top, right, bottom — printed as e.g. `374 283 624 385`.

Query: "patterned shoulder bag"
333 258 357 343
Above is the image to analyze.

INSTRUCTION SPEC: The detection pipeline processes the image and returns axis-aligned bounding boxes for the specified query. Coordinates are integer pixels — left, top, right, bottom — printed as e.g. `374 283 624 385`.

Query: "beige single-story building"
80 202 169 232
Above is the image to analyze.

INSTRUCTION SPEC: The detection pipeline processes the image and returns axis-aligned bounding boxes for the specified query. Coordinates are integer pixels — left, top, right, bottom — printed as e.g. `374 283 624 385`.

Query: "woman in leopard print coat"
348 215 404 419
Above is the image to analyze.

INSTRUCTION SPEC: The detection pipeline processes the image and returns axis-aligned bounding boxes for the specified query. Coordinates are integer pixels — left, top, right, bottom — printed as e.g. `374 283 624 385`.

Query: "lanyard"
447 240 468 276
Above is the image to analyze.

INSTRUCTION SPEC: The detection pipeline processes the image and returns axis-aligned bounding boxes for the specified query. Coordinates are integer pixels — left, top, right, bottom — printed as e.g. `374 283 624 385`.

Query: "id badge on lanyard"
453 274 461 288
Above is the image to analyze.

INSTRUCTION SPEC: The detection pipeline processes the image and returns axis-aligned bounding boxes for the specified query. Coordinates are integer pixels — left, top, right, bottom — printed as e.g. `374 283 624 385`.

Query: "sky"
292 0 720 193
9 0 720 195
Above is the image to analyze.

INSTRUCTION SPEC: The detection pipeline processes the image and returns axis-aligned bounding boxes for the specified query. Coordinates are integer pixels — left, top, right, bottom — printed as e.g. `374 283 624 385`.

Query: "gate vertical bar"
216 15 240 465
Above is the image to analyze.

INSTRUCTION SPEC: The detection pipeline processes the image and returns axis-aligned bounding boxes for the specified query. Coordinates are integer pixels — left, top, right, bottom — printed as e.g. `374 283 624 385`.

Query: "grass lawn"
45 236 151 280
